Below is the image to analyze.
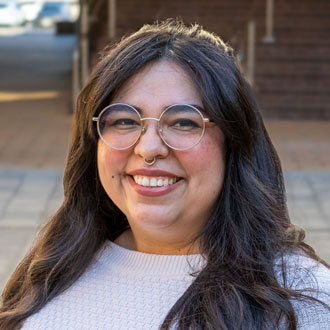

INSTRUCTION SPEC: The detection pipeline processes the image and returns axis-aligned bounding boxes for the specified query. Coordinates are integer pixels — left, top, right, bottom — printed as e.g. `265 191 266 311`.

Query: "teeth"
150 178 157 187
142 177 149 186
133 175 178 187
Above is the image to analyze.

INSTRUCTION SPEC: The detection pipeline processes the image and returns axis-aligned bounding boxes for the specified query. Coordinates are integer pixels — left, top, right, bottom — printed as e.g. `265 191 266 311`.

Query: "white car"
18 1 42 22
34 2 72 28
0 1 25 26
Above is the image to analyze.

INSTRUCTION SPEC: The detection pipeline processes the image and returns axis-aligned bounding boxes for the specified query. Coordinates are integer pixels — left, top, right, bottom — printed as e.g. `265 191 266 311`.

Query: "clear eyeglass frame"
92 102 215 151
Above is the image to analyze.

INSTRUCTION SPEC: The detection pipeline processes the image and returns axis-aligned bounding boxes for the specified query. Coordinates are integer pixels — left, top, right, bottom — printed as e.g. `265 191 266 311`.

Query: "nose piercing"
144 156 157 166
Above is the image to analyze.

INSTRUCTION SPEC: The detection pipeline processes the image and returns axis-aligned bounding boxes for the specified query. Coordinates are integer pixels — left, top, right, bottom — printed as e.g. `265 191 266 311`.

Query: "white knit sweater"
21 241 330 330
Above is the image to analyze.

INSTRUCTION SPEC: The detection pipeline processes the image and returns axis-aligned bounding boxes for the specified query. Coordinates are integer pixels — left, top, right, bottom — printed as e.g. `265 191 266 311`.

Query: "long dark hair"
0 19 328 330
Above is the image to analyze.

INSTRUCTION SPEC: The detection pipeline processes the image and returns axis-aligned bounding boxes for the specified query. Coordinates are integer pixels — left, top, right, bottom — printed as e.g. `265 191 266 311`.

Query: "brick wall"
90 0 259 55
87 0 330 119
254 0 330 119
115 0 258 41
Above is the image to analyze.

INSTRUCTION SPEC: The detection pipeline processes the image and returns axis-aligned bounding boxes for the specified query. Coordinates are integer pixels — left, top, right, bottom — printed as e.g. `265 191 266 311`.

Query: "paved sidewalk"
284 172 330 262
265 121 330 171
0 170 63 290
0 28 75 292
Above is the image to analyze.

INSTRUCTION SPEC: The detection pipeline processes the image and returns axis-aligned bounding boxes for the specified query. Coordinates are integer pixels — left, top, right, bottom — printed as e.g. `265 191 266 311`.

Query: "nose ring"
144 156 157 166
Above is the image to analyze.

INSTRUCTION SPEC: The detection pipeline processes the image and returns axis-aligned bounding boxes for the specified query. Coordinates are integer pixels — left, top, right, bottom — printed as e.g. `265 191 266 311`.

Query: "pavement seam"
0 170 26 220
305 174 330 225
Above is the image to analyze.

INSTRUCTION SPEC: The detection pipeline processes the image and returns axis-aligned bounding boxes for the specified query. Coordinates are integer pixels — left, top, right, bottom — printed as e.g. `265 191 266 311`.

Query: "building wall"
116 0 259 42
86 0 330 119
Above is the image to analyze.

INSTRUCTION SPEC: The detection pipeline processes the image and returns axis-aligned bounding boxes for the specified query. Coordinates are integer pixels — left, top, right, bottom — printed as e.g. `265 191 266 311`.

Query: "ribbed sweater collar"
96 240 205 277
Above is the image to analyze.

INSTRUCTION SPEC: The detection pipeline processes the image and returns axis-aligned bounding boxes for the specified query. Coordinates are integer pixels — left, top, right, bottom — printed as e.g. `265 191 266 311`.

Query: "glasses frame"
92 102 214 151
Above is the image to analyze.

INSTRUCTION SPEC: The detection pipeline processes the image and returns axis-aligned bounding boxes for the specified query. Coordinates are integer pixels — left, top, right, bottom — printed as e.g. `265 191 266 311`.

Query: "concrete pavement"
0 26 75 291
0 169 63 290
284 171 330 262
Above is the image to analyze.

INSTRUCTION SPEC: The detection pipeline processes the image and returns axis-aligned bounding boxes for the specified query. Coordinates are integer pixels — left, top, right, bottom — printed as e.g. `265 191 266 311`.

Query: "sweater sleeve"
280 254 330 330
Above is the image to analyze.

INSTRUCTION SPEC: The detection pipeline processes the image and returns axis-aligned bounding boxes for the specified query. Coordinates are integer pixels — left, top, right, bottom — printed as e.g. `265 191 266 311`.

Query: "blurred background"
0 0 330 291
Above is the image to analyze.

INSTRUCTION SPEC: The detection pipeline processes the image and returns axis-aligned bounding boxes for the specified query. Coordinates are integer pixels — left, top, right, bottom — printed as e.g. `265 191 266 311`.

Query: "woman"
1 20 330 330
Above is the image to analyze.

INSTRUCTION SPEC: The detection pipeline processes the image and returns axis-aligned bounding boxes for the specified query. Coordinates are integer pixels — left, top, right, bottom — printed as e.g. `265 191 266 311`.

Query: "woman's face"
97 60 226 253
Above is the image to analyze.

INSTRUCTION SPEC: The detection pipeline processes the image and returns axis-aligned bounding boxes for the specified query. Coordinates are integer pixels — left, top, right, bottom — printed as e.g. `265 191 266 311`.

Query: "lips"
126 169 183 196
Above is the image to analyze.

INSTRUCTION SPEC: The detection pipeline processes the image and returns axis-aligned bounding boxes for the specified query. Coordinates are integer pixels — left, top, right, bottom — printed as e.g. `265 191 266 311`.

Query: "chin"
131 215 173 229
127 208 176 229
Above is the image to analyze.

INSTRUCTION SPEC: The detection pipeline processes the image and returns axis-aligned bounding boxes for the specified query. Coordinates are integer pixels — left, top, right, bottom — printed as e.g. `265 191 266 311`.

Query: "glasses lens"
159 105 205 150
98 104 141 150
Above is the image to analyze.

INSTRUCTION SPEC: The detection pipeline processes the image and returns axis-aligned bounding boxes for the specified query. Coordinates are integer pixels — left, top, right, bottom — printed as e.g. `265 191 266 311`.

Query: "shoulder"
275 251 330 330
276 252 330 291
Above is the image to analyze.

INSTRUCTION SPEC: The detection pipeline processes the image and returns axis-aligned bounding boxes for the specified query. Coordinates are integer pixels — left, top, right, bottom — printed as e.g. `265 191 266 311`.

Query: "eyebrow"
190 104 205 112
133 105 143 114
131 103 205 114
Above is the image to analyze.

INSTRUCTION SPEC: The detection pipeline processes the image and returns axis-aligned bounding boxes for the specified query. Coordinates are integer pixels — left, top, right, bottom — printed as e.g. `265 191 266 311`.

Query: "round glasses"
92 103 214 151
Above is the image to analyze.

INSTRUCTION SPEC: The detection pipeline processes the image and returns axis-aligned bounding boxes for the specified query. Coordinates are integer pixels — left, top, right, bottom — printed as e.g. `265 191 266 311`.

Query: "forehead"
111 60 203 114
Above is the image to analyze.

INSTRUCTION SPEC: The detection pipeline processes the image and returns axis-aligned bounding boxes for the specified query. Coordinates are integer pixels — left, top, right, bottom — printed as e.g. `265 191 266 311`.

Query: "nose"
134 119 169 161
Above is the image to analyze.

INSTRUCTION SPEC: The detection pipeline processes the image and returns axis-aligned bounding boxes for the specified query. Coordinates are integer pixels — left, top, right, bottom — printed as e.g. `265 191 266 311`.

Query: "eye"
170 118 201 130
111 118 140 128
101 117 141 134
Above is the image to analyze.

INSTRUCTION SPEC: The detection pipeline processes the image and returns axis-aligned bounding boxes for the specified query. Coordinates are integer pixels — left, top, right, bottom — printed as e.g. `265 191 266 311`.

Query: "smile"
133 175 179 187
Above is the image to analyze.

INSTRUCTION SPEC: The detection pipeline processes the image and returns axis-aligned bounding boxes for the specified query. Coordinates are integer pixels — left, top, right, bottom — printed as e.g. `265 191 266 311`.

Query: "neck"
114 228 201 255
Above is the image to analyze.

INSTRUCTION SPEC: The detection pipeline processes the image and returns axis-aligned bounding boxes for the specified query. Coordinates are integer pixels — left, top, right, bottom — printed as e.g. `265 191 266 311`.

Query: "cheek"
185 130 225 176
97 142 128 186
98 144 113 177
183 130 226 198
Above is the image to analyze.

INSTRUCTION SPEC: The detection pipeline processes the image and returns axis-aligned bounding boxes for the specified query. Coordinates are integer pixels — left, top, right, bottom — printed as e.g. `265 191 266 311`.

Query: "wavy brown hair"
1 20 329 330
